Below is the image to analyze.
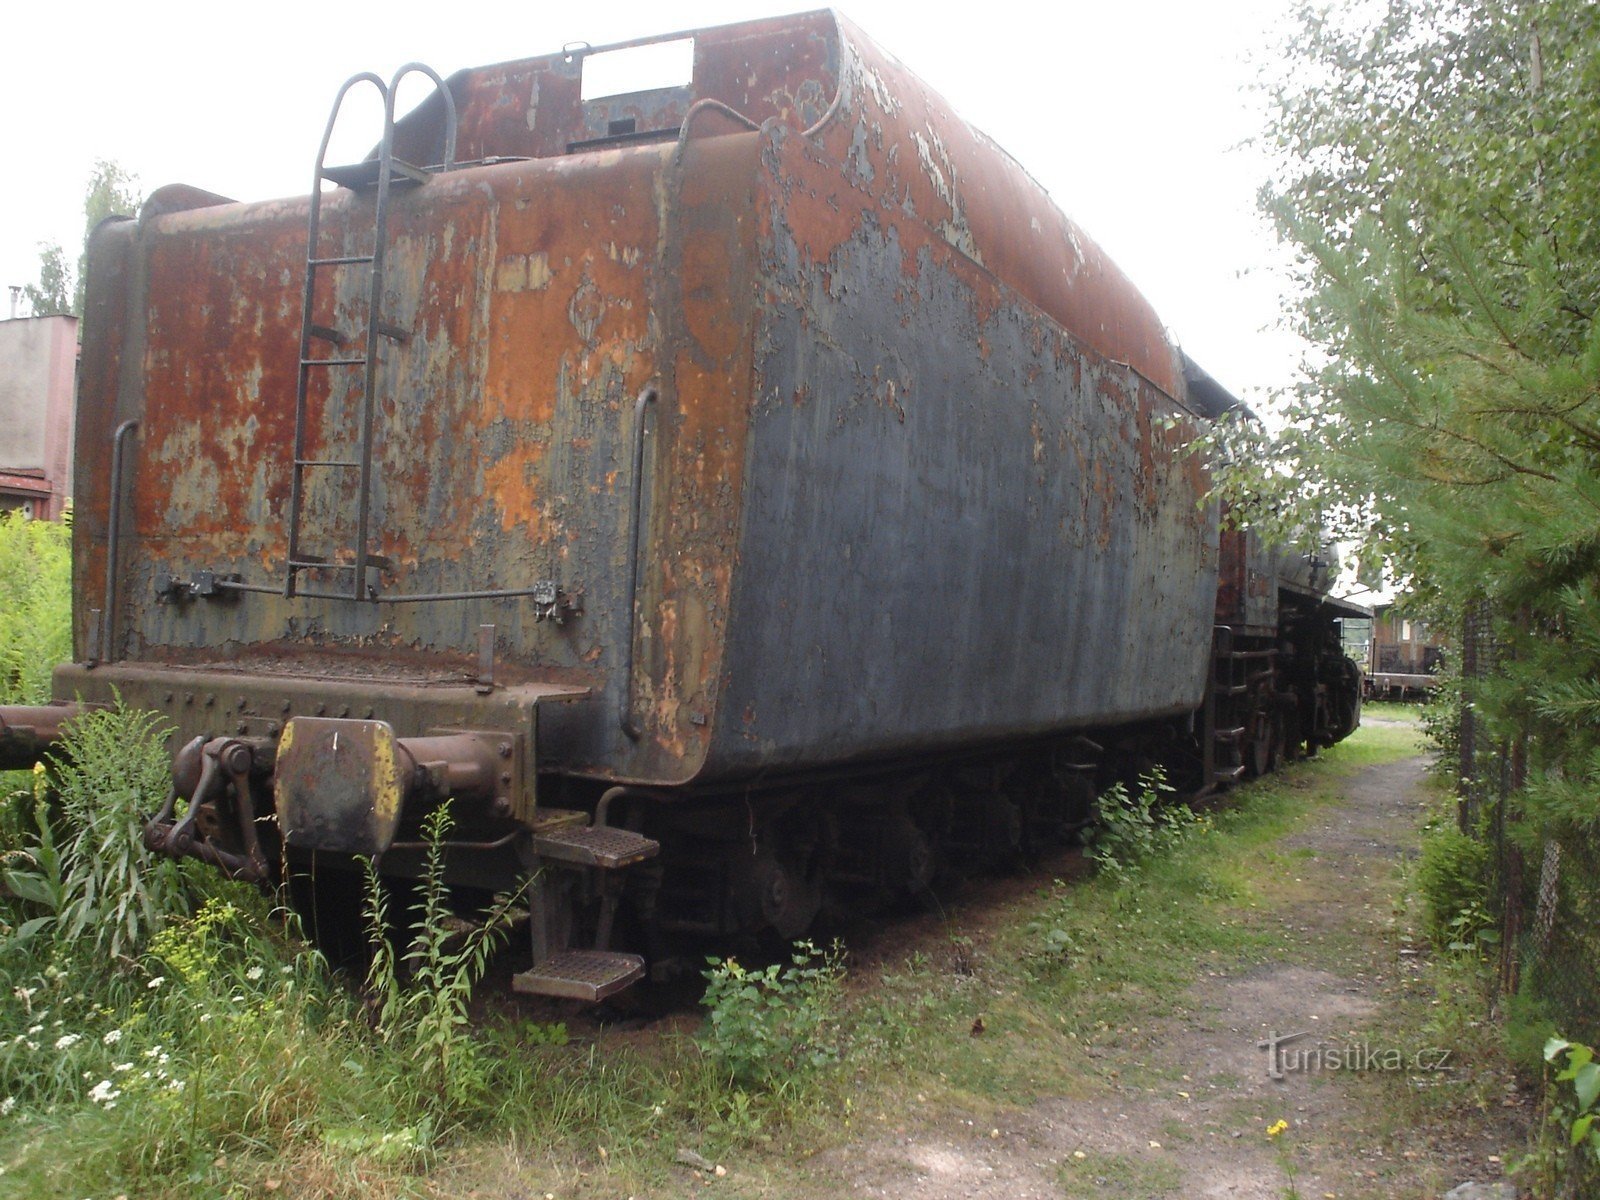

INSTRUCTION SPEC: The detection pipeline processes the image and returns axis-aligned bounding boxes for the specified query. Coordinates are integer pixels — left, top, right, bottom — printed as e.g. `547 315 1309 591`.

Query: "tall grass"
0 510 71 705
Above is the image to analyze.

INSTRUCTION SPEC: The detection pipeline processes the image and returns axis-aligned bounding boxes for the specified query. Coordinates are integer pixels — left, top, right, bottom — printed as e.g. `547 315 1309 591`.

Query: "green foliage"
1220 0 1600 619
699 940 845 1091
1224 0 1600 1045
52 701 196 961
0 509 71 706
361 803 525 1114
1545 1037 1600 1157
3 700 198 966
1520 1037 1600 1196
0 766 66 953
1415 824 1492 948
22 159 141 318
1084 767 1210 878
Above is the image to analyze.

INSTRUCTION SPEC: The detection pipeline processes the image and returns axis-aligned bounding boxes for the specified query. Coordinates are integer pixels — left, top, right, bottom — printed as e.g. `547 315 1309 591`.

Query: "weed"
361 803 526 1116
699 939 845 1091
1415 823 1490 947
1515 1037 1600 1197
51 700 199 961
1085 766 1209 878
3 699 200 966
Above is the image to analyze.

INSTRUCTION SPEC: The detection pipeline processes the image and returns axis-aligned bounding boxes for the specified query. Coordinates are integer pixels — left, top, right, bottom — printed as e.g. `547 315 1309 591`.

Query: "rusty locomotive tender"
0 11 1363 1000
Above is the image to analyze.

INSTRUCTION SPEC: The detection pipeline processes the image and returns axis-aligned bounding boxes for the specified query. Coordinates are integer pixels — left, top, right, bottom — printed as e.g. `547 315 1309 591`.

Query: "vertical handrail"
620 388 659 740
98 419 141 666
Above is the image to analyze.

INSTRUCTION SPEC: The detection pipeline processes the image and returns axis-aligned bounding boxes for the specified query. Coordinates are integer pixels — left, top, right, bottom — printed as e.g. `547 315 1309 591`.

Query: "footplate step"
513 950 645 1002
534 825 659 869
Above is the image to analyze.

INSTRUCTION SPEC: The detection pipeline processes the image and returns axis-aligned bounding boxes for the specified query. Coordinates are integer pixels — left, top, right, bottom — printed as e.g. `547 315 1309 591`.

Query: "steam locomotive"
0 11 1363 1000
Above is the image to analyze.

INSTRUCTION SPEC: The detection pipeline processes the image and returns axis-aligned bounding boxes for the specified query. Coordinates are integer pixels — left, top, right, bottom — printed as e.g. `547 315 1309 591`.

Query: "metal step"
534 824 659 869
1214 764 1247 783
321 157 430 190
513 950 644 1002
1214 725 1247 743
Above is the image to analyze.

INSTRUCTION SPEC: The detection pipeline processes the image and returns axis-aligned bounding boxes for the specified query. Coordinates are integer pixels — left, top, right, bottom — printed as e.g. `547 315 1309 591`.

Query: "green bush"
1416 824 1491 948
699 940 844 1091
3 699 201 965
1085 767 1210 878
0 510 71 706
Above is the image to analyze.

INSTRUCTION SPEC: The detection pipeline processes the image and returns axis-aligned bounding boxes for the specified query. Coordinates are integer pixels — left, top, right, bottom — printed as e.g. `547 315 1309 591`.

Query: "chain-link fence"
1458 602 1600 1047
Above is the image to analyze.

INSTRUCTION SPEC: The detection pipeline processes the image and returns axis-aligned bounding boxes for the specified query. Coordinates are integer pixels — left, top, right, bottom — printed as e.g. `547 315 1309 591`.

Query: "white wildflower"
112 1062 132 1073
87 1079 121 1106
26 1025 41 1036
54 1033 81 1051
102 1029 122 1046
245 965 264 982
146 976 165 990
0 1096 15 1116
12 987 35 1003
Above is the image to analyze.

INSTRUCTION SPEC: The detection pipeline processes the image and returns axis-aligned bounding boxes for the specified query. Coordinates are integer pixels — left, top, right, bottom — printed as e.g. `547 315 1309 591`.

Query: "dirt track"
794 750 1525 1200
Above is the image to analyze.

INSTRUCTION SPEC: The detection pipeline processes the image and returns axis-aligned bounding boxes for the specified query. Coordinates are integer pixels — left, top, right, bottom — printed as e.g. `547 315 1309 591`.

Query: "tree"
22 160 141 318
1218 0 1600 825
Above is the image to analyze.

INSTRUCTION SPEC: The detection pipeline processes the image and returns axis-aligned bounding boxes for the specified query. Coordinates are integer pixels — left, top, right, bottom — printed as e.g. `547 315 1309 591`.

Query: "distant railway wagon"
0 11 1364 1000
1359 605 1445 700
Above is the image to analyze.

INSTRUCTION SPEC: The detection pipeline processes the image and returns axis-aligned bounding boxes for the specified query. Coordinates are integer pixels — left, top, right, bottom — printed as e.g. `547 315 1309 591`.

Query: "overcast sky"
3 0 1303 405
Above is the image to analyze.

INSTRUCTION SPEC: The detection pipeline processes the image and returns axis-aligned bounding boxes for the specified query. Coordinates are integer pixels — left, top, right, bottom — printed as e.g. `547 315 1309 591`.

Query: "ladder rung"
377 321 409 343
321 158 431 190
288 555 394 572
308 324 349 346
309 254 376 266
301 356 368 367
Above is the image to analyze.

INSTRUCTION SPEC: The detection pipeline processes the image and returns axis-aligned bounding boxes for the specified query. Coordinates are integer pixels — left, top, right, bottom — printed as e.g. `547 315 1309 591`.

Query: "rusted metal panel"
1215 524 1279 637
706 110 1215 774
389 10 838 166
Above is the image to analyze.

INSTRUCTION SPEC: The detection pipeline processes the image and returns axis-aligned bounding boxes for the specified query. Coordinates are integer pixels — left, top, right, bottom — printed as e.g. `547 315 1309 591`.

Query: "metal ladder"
285 64 457 599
